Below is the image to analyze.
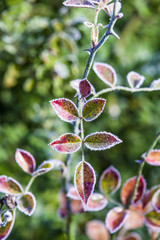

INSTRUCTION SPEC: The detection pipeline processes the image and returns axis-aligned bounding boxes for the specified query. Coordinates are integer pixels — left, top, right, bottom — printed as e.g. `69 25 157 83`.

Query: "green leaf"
0 210 16 240
17 192 36 216
82 98 106 121
84 132 122 151
145 210 160 232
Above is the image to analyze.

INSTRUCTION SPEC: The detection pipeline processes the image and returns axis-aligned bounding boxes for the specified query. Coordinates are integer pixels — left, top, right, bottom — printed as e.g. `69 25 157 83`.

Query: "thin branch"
93 86 160 98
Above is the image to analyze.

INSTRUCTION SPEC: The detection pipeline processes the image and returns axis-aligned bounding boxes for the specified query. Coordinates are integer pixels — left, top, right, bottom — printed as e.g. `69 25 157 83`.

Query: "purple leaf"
120 176 146 206
84 132 122 151
152 189 160 212
93 62 117 87
105 207 129 234
82 98 106 121
86 220 110 240
79 79 91 98
17 192 36 216
0 175 23 195
99 166 121 196
63 0 95 9
0 210 16 240
15 149 36 174
127 71 145 89
70 79 95 96
104 2 121 17
145 150 160 166
145 210 160 232
150 78 160 89
50 98 79 122
123 233 142 240
49 133 81 154
84 193 108 212
74 161 96 205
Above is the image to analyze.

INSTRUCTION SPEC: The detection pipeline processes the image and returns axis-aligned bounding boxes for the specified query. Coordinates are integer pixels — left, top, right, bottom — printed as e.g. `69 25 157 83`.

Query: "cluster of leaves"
0 149 65 239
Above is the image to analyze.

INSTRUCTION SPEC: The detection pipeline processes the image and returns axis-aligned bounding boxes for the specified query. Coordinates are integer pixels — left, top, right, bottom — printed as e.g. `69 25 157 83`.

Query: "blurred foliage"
0 0 160 239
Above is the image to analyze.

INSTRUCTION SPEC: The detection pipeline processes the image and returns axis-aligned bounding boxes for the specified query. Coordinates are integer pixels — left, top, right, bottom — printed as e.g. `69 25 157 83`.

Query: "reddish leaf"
150 79 160 89
63 0 95 8
120 176 146 206
50 98 79 122
86 220 110 240
143 185 160 210
93 62 117 87
49 133 81 154
123 233 142 240
74 161 96 205
145 150 160 166
58 189 67 218
99 166 121 196
67 186 80 200
70 200 83 214
15 149 36 174
84 132 122 151
70 79 95 96
127 71 145 89
84 193 108 212
82 99 106 121
145 210 160 232
0 210 16 240
79 79 91 98
0 175 23 195
104 2 121 17
17 192 36 216
124 203 144 230
152 189 160 212
105 207 128 233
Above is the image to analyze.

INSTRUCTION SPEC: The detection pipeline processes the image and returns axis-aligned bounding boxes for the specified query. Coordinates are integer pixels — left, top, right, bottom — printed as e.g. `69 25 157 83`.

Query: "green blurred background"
0 0 160 239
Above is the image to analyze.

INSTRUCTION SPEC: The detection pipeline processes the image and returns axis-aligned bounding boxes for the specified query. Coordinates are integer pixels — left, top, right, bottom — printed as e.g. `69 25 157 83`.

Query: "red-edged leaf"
79 79 91 98
70 200 83 214
86 220 110 240
150 79 160 89
74 161 96 205
49 133 81 154
17 192 36 216
67 186 80 200
84 193 108 212
0 210 16 240
127 71 145 89
104 2 121 17
99 166 121 196
32 159 65 177
143 185 160 210
0 176 23 195
93 62 117 87
105 207 128 233
70 79 95 96
123 233 142 240
124 203 144 230
82 99 106 121
15 149 36 174
50 98 79 122
145 210 160 232
121 176 146 206
152 189 160 212
145 150 160 166
63 0 95 9
84 132 122 151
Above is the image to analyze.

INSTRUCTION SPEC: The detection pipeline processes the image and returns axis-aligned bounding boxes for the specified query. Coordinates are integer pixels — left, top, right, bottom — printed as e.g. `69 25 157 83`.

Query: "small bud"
3 211 13 222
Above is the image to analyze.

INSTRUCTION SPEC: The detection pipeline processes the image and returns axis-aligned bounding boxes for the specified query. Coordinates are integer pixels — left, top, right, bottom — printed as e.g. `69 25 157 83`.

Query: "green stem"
93 86 160 97
25 175 36 193
83 0 118 79
131 132 160 203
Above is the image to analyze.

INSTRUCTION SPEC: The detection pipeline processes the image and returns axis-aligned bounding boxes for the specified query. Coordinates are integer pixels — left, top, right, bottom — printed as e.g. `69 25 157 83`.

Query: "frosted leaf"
49 133 81 154
127 71 145 89
63 0 95 9
84 132 122 151
15 149 36 174
0 175 23 195
17 192 36 216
